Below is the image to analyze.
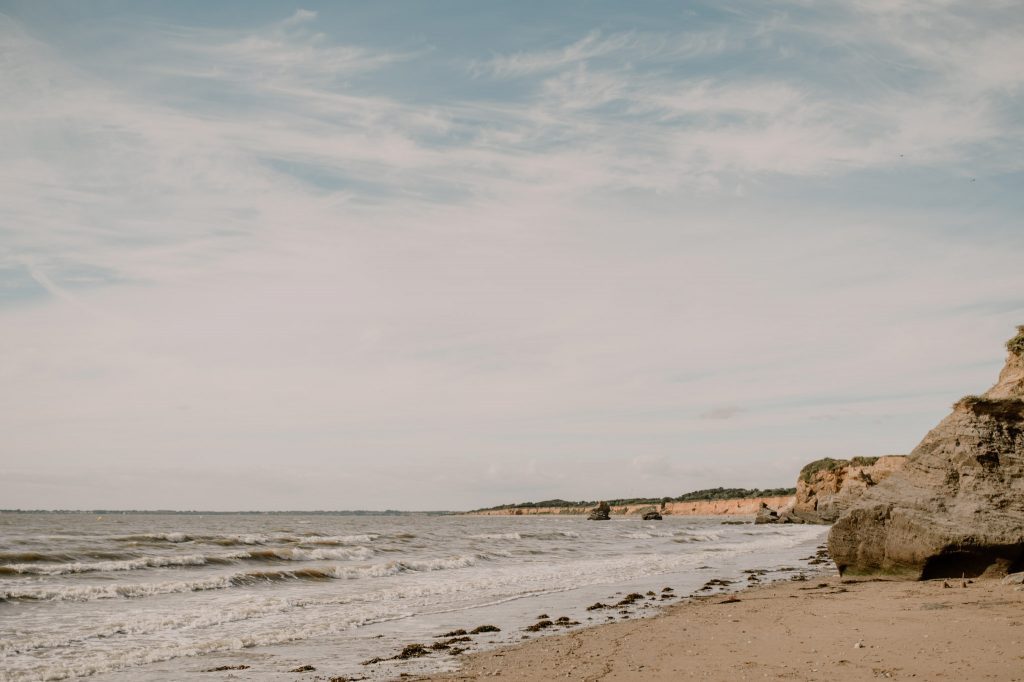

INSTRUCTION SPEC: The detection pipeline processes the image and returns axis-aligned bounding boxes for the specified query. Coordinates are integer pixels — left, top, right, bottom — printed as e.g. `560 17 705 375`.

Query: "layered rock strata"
828 327 1024 578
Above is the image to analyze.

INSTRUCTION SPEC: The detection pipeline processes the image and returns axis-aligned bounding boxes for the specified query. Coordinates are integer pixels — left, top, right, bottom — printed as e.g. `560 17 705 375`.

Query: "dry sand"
414 575 1024 681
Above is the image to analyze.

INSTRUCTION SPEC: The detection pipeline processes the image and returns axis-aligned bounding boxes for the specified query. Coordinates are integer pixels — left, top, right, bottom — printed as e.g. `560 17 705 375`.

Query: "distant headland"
467 487 797 517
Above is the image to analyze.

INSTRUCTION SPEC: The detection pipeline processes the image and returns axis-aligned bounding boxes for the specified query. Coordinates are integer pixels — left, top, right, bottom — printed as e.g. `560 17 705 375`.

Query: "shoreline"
346 529 831 681
468 495 795 517
3 513 827 682
408 570 1024 681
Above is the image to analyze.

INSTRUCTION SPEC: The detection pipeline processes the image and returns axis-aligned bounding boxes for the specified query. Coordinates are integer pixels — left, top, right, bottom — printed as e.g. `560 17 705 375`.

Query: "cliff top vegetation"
1007 325 1024 356
799 456 881 483
473 487 796 512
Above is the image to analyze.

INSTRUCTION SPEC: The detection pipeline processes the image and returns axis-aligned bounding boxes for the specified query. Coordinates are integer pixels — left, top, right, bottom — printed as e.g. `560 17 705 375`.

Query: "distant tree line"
474 486 796 512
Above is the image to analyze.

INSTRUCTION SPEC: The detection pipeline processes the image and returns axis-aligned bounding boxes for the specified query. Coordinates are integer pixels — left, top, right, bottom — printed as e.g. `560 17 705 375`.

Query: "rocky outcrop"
587 501 611 520
641 508 663 521
828 327 1024 579
794 456 907 523
754 502 779 524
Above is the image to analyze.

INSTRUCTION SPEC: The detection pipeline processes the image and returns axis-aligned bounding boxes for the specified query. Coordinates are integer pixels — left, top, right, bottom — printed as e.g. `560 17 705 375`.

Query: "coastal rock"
641 508 663 521
754 502 778 524
829 327 1024 579
794 455 907 523
587 501 611 521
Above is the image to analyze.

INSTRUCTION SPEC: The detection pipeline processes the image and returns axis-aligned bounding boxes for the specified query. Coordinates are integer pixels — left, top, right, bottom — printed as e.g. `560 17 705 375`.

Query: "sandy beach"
417 574 1024 681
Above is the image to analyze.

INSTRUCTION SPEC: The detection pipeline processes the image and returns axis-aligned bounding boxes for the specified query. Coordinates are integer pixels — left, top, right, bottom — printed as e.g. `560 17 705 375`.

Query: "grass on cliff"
799 458 846 483
955 394 1024 418
798 456 880 483
1007 325 1024 356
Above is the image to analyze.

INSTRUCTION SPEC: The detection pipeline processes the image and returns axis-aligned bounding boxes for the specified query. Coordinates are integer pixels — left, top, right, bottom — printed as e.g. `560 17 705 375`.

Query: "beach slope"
419 576 1023 681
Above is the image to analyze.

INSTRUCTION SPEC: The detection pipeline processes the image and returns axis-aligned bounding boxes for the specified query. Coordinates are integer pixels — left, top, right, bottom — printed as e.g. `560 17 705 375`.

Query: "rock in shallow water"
754 502 779 525
828 327 1024 579
587 501 611 520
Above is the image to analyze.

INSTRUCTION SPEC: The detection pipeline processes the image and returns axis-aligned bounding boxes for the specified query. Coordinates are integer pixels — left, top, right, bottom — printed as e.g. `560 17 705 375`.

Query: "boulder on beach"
828 327 1024 579
587 501 611 520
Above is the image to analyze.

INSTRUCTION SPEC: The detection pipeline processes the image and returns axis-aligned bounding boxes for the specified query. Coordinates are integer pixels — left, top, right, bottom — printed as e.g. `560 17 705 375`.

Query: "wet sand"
413 574 1024 681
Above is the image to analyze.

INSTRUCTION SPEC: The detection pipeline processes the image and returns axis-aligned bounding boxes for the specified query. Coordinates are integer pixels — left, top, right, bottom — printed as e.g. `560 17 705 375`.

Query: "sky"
1 0 1023 511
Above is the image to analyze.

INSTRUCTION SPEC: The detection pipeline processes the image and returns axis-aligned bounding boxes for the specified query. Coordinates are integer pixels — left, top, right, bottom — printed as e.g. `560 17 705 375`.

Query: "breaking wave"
0 554 224 576
107 532 380 547
0 555 484 602
469 532 522 541
233 547 375 562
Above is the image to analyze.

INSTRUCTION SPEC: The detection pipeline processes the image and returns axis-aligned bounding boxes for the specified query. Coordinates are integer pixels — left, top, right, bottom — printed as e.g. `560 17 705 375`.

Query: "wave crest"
0 554 482 602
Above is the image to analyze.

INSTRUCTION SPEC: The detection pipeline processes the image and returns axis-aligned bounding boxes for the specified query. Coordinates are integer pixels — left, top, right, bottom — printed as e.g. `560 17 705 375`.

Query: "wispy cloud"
464 0 1024 186
1 2 1022 509
473 31 633 78
154 9 416 85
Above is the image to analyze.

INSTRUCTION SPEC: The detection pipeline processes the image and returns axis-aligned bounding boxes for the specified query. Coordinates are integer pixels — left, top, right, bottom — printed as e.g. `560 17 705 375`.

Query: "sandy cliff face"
659 496 795 516
793 456 907 523
471 495 795 517
828 327 1024 579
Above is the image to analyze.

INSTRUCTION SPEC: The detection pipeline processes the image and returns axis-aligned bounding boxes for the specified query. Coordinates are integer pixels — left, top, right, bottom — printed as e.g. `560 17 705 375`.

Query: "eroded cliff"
793 456 907 523
828 327 1024 579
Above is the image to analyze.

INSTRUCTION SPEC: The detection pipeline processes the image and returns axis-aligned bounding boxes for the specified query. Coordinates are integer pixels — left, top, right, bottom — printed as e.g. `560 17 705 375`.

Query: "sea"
0 512 828 681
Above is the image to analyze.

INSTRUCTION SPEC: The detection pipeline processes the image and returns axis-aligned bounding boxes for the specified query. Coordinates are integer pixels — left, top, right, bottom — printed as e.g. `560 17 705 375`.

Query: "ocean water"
0 513 828 681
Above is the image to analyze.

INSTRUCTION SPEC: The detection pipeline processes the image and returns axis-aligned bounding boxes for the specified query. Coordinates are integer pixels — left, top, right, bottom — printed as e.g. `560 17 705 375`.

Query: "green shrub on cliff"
799 458 847 483
1007 325 1024 356
955 394 1024 418
798 456 884 483
671 487 795 502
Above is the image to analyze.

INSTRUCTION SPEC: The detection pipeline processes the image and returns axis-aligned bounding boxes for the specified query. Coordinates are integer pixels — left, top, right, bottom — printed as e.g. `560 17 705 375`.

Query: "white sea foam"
0 575 236 602
469 532 522 540
0 554 213 575
0 546 377 576
0 610 406 682
0 555 483 602
233 546 374 562
302 533 379 545
105 532 380 546
525 530 581 540
112 532 192 543
674 530 726 542
1 514 827 682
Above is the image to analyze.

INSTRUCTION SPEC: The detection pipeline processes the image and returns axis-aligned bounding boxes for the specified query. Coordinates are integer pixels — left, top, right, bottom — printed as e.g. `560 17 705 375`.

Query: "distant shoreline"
0 489 796 516
468 495 795 517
